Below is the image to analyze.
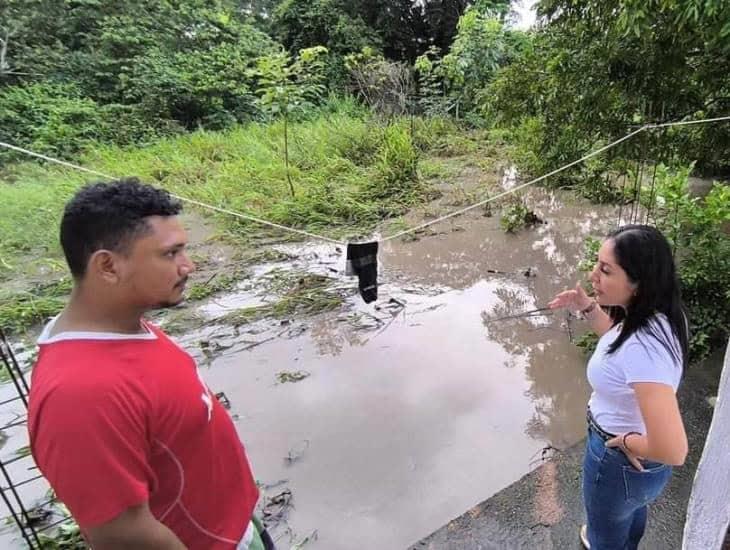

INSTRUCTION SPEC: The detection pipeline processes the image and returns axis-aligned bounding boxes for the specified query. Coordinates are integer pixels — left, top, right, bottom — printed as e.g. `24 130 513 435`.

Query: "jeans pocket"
622 464 671 505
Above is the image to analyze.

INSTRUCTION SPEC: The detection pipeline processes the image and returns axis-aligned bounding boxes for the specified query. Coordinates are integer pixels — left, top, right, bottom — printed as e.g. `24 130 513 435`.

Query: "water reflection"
385 185 614 449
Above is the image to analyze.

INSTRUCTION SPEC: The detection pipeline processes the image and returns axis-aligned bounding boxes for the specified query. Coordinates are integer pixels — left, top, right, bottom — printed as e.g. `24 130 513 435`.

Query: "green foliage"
0 83 168 162
487 0 730 190
643 165 730 360
1 0 279 157
273 0 381 86
38 520 85 549
410 116 463 152
575 331 599 356
578 236 601 273
414 47 456 117
0 279 71 334
251 46 329 195
0 83 101 161
0 107 442 287
252 47 329 120
370 123 421 203
499 197 540 233
440 9 509 111
414 6 528 122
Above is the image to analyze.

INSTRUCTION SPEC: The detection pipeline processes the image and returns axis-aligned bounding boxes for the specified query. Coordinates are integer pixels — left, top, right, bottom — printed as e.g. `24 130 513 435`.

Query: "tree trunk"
284 114 295 197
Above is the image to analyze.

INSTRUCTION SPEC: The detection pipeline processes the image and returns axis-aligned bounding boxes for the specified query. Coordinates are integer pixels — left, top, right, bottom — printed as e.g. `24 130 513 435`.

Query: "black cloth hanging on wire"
346 241 378 303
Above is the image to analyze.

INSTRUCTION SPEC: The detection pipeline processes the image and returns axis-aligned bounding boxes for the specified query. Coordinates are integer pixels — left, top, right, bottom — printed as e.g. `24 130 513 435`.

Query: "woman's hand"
548 282 593 313
606 434 645 472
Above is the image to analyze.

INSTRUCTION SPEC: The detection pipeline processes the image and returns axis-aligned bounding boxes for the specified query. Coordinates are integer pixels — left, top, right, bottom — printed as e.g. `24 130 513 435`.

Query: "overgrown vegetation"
0 279 71 334
0 102 444 279
645 165 730 360
220 272 347 326
1 3 728 352
2 2 728 548
499 196 541 233
575 166 730 362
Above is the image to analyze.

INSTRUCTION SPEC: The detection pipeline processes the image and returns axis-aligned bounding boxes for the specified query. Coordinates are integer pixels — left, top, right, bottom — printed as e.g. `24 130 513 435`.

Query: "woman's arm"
608 382 688 467
549 282 613 337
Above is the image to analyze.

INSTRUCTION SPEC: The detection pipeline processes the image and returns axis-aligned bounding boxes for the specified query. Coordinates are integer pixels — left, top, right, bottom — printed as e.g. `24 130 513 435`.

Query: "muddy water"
184 187 618 548
0 181 619 548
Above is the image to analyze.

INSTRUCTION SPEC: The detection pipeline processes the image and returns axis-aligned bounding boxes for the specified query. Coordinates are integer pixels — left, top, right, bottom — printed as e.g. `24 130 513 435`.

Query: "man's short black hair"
60 178 182 278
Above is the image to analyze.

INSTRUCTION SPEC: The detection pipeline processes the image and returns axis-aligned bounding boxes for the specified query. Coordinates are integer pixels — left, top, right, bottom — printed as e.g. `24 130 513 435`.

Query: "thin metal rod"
0 395 25 407
644 130 662 225
36 514 75 533
627 135 643 224
0 484 37 548
3 473 44 489
617 150 629 227
1 417 28 430
0 328 31 395
0 343 29 409
0 459 42 546
632 132 648 224
2 452 32 467
484 307 554 324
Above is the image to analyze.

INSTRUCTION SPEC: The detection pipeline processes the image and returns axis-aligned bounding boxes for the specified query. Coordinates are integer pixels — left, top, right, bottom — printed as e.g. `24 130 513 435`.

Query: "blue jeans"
583 428 672 549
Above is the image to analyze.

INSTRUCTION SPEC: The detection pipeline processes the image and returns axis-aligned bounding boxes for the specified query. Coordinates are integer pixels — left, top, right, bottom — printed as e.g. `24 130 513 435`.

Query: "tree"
251 46 329 196
487 0 730 177
0 0 281 157
414 4 527 118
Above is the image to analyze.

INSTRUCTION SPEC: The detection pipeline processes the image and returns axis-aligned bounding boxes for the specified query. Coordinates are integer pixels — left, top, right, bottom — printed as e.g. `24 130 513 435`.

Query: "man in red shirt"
28 179 273 549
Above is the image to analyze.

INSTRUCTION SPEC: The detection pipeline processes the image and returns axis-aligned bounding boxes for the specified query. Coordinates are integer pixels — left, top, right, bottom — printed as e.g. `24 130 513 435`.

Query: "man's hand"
86 503 187 550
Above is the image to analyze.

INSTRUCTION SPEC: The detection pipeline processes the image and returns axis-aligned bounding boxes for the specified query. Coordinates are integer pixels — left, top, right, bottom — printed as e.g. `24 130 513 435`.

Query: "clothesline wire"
382 125 648 241
1 114 729 245
0 141 345 245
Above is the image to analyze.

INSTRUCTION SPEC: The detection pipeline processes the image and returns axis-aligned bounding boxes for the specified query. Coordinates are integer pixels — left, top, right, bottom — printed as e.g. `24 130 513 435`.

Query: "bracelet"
622 431 641 453
579 300 598 318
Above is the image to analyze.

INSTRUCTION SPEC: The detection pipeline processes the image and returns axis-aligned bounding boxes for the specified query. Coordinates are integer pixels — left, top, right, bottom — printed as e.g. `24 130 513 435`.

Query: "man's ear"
87 250 120 284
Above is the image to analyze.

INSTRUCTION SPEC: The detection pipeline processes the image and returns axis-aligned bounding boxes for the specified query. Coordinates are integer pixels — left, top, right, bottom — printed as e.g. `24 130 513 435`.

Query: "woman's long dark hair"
605 225 689 367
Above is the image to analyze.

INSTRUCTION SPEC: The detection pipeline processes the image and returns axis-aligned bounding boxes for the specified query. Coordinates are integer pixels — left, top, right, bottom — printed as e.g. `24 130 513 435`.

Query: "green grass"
186 271 248 301
219 272 346 326
0 106 491 334
0 278 72 335
0 108 465 283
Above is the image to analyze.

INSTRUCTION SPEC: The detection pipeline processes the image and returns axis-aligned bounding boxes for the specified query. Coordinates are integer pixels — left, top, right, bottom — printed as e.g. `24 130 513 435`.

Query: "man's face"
116 215 195 310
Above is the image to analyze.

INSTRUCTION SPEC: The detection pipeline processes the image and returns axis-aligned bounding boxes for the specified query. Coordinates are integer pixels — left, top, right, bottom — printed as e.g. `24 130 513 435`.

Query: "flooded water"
0 176 621 548
178 185 617 549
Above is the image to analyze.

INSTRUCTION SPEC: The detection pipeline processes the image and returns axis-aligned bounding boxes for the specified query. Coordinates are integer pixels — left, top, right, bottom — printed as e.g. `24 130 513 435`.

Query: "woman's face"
589 239 636 308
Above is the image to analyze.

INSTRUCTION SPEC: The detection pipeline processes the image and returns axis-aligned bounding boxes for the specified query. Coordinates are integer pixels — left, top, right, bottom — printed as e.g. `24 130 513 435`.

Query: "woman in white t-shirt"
549 224 689 550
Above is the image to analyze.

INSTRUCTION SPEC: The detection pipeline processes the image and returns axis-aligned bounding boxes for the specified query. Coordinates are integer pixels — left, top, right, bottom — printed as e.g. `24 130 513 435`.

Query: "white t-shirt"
587 313 683 434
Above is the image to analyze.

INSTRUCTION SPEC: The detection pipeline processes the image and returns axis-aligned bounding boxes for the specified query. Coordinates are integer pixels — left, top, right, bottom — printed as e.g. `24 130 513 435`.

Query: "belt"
587 408 617 442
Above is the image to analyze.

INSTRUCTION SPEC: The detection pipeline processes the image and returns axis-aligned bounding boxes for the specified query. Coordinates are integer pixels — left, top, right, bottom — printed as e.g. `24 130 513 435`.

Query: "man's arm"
86 502 187 550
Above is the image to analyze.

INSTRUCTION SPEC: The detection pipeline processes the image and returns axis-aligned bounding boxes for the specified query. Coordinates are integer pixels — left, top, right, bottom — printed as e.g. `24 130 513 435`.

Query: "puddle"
179 185 617 548
197 281 266 317
0 174 623 548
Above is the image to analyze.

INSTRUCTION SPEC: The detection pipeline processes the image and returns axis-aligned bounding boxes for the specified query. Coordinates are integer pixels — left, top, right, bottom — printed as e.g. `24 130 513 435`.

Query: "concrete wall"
682 340 730 549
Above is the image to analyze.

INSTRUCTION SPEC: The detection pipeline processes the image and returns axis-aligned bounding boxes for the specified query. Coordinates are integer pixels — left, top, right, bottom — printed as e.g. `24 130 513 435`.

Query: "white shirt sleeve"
621 340 680 388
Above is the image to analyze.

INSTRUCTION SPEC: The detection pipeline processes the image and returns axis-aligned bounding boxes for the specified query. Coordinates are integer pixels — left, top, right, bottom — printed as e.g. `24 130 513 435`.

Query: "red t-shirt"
28 320 259 549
